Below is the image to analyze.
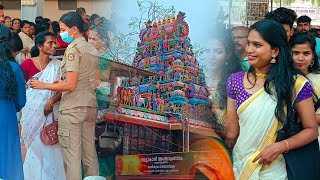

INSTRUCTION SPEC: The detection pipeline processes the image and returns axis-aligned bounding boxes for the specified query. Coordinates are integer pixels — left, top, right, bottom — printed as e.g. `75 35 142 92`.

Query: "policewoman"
30 12 99 180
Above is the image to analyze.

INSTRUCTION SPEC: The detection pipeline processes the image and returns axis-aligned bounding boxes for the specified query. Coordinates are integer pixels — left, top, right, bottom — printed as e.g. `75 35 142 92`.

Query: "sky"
111 0 227 62
110 0 231 87
112 0 219 44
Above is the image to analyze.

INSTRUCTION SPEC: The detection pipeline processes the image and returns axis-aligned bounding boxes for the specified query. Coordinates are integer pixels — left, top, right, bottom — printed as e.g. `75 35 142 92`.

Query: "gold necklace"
255 72 268 79
37 57 42 71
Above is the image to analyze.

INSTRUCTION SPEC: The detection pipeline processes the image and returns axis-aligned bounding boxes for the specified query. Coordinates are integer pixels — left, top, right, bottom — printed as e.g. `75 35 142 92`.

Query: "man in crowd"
231 26 250 71
297 15 312 32
0 5 5 24
296 15 320 59
265 7 297 41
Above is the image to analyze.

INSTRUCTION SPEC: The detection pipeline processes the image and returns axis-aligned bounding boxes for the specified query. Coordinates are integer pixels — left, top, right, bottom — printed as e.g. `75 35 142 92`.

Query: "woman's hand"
44 101 53 116
30 79 48 89
252 142 286 165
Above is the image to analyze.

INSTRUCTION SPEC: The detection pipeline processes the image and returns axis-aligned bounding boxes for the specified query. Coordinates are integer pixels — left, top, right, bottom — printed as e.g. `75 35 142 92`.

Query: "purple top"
227 71 313 110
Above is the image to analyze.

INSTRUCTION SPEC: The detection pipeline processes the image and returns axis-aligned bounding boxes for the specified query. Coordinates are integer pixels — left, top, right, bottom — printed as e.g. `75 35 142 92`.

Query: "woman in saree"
225 20 318 179
289 32 320 147
20 31 66 180
18 20 34 61
208 28 241 125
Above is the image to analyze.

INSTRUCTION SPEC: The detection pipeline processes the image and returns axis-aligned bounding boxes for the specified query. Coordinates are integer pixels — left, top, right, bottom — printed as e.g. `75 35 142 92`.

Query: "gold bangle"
283 140 290 153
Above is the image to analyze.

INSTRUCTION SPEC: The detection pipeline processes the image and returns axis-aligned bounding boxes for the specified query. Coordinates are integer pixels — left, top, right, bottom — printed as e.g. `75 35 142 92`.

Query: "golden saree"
232 75 308 180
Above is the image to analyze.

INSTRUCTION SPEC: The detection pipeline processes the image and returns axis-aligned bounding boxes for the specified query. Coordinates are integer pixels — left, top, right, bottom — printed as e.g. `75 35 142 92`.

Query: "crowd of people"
0 4 115 180
0 3 320 180
210 7 320 180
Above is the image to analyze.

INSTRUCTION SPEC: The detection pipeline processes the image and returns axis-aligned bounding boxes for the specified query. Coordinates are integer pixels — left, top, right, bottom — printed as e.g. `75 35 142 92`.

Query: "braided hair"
0 24 17 100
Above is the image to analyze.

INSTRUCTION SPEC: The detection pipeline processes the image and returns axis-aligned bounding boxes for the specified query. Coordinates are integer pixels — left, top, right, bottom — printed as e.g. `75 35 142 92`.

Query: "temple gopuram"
99 11 223 179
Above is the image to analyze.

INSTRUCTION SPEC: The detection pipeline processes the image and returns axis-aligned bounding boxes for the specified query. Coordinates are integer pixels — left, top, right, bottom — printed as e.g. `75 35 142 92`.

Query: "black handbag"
276 98 320 180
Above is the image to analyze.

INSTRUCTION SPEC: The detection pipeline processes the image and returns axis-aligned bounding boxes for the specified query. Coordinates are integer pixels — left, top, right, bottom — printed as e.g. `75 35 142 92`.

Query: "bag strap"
42 113 55 128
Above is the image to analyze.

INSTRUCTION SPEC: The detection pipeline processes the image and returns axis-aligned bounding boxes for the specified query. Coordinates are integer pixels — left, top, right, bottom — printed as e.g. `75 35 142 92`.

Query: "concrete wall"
43 0 113 21
4 0 112 21
4 9 21 19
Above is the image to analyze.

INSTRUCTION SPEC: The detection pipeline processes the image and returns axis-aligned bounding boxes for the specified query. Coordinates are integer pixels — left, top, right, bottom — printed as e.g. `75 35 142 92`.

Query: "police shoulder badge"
68 53 75 61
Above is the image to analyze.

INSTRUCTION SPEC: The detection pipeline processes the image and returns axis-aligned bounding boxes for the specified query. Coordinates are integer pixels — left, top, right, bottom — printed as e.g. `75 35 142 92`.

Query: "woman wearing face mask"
30 12 100 179
289 32 320 148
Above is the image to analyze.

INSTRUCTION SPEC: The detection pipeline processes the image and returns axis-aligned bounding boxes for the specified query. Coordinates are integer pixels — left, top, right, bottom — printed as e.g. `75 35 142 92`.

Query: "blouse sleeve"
226 74 236 100
20 59 29 81
295 82 313 103
14 64 26 111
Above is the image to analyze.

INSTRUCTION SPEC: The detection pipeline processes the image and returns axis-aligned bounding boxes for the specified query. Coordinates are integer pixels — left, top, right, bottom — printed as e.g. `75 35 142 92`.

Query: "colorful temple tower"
104 11 218 155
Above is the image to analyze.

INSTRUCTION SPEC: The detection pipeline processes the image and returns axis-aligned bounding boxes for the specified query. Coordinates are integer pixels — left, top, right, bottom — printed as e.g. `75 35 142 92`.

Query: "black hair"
215 29 242 109
29 22 36 28
0 5 4 10
4 16 10 21
265 7 297 28
30 31 55 57
309 29 319 38
59 12 89 33
29 22 36 36
289 32 320 73
9 32 23 53
20 20 30 28
0 24 17 100
35 16 43 25
43 18 51 23
11 18 21 26
51 21 60 36
297 15 311 24
36 21 50 34
76 7 86 16
90 14 100 23
91 21 113 50
249 20 300 122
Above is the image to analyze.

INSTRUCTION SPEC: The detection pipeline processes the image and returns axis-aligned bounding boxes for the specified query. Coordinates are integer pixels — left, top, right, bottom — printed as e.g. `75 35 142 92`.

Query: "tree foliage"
273 0 296 6
109 0 208 64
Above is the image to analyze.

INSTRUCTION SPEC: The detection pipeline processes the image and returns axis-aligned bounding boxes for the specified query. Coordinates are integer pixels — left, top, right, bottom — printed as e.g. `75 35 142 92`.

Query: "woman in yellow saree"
225 20 318 179
289 32 320 148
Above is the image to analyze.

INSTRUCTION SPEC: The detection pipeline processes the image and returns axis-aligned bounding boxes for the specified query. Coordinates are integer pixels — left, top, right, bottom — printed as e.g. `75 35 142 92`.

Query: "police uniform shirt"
59 37 99 111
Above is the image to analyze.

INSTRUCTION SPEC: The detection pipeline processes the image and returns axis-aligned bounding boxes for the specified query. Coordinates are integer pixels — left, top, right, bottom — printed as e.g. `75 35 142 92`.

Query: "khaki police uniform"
58 37 99 180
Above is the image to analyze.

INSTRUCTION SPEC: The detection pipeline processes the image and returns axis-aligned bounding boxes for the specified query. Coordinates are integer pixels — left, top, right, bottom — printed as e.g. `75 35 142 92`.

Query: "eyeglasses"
232 36 248 40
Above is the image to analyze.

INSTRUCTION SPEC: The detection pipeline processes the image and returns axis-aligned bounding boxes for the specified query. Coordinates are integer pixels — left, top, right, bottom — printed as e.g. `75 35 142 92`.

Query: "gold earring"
270 57 276 64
